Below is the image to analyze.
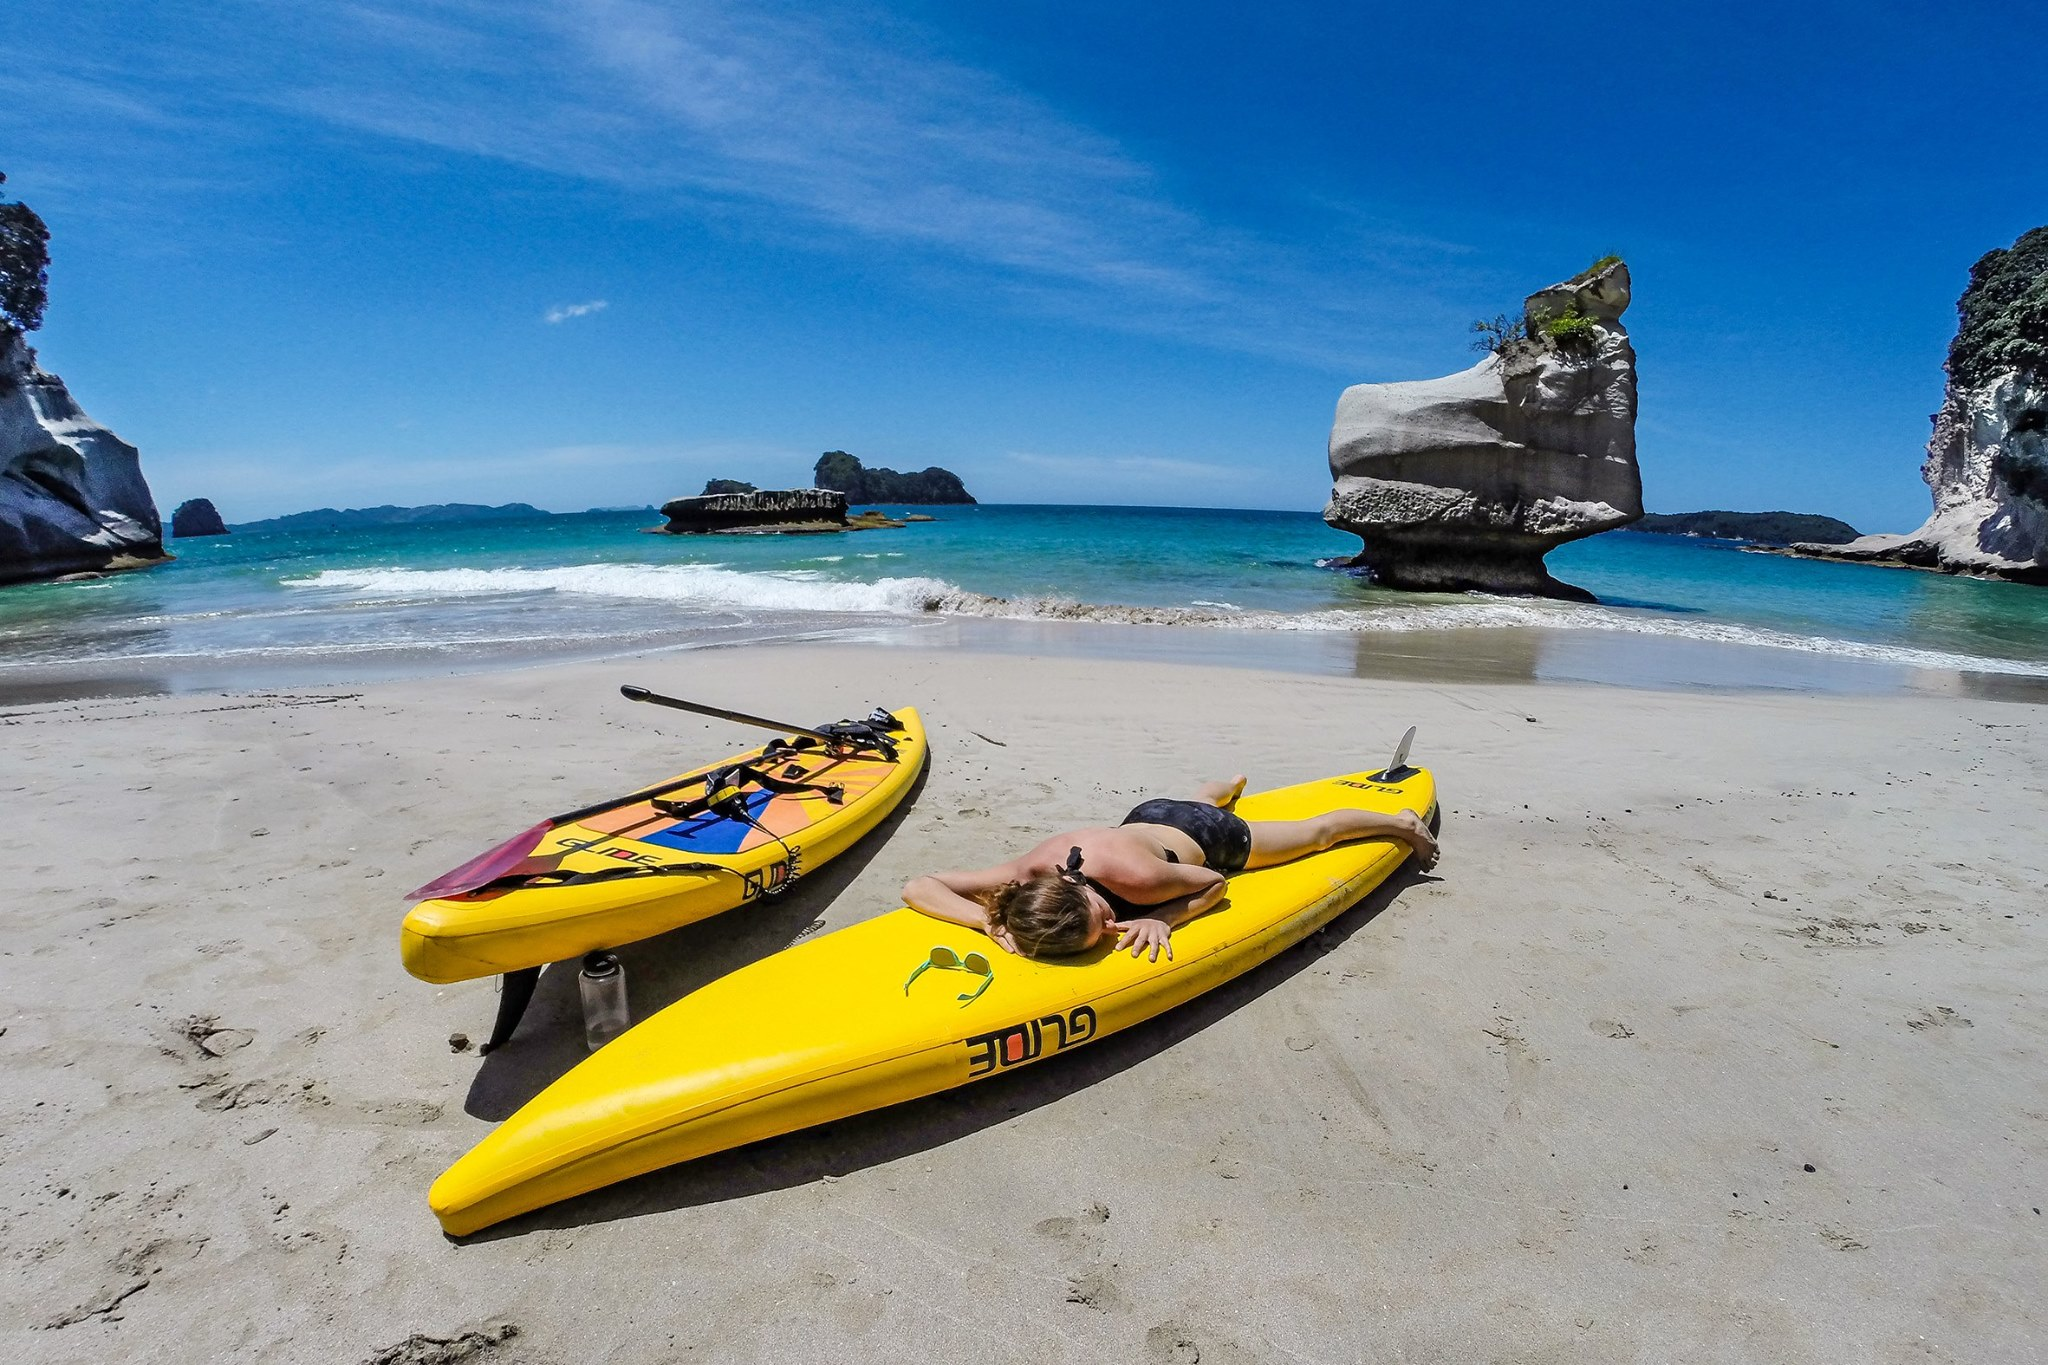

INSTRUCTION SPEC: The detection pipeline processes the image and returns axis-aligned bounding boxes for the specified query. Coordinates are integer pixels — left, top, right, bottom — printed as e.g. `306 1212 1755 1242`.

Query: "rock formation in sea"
1794 227 2048 585
1323 259 1642 598
170 497 229 537
0 330 166 585
814 451 975 504
657 487 850 533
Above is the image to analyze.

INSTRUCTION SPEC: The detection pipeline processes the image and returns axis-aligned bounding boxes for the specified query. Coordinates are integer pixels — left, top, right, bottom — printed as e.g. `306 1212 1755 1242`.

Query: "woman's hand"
1114 917 1174 962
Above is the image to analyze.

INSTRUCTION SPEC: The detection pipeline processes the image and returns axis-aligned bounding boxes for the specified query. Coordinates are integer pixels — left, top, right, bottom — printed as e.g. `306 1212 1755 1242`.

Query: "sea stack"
1323 259 1642 599
171 498 229 537
0 330 166 585
814 451 975 505
1797 227 2048 584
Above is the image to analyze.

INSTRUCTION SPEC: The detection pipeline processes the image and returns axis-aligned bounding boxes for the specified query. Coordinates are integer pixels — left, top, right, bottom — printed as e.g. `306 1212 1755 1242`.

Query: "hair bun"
977 879 1024 929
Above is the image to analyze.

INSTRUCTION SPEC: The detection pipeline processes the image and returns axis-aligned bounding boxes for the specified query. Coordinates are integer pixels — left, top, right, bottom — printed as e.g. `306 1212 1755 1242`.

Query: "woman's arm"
902 863 1026 947
1108 864 1227 961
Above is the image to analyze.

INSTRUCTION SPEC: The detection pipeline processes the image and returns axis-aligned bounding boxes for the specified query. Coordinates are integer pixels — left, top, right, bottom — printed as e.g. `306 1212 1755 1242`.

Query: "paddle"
403 687 830 902
619 685 841 742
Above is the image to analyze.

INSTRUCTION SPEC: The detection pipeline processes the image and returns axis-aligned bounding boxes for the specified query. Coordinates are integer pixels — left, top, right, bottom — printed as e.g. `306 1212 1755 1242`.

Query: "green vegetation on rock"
0 171 51 336
1947 226 2048 389
814 451 975 504
1472 257 1624 354
1569 254 1623 284
700 478 758 495
1540 307 1599 347
1629 510 1860 545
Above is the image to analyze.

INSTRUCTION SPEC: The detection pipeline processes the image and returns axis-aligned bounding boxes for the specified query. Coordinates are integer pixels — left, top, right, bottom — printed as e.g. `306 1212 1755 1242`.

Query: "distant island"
814 451 974 504
232 503 553 532
1626 511 1860 545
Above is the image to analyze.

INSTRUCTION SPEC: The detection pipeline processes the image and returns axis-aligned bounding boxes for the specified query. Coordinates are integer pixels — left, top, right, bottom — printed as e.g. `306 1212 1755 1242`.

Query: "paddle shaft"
405 693 816 901
547 768 721 829
620 684 841 744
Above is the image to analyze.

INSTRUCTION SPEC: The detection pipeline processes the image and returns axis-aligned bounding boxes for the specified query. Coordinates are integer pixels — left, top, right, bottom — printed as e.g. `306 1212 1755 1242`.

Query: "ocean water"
3 504 2047 696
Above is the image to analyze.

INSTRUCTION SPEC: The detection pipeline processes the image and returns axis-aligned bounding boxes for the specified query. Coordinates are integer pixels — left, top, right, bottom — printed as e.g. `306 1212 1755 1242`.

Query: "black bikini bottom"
1120 798 1252 874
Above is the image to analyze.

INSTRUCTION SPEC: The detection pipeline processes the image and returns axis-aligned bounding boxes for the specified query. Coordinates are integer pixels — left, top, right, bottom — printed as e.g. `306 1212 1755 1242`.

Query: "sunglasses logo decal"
964 1005 1098 1078
741 855 797 901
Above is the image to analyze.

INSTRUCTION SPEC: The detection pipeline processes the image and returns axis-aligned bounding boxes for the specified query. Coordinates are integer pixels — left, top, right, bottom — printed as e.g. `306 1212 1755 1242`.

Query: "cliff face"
1800 228 2048 584
0 332 164 585
1323 260 1642 598
1896 372 2048 581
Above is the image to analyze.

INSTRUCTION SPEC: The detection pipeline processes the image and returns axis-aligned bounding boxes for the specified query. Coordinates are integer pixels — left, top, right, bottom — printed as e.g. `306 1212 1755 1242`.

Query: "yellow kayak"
430 758 1434 1235
400 707 928 985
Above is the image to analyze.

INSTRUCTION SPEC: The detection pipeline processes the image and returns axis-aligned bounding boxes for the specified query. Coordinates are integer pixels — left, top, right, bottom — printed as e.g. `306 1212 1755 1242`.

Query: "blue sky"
3 0 2038 528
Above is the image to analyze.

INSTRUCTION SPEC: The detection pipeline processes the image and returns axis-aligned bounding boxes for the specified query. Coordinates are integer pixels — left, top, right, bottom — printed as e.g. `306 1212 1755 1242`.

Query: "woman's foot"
1393 809 1439 869
1196 774 1247 809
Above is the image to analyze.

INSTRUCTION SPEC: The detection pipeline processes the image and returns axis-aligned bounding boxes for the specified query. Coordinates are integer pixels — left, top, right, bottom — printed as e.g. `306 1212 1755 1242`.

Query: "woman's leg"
1191 775 1247 808
1244 808 1437 870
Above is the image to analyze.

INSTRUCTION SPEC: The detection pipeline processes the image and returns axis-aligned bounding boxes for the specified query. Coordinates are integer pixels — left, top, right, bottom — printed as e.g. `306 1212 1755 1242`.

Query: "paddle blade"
405 821 555 902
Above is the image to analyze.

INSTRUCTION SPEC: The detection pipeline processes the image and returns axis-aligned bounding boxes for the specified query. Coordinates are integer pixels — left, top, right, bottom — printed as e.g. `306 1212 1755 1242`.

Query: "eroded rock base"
1344 536 1596 601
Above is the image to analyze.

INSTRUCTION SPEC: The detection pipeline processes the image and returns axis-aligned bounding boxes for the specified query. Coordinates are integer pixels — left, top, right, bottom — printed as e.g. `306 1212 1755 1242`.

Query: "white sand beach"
4 644 2044 1363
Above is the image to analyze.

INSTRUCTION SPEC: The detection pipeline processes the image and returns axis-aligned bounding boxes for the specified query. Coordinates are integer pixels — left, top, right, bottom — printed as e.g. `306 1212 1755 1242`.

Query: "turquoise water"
2 504 2046 691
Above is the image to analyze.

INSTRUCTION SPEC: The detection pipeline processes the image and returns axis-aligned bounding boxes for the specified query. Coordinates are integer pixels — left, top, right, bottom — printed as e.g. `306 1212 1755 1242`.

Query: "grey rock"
0 332 165 586
170 497 229 537
1324 260 1642 598
656 487 848 534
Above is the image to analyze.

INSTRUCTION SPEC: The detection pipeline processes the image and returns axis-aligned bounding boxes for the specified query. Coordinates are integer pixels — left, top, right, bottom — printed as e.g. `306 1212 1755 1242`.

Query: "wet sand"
3 644 2044 1362
10 612 2048 711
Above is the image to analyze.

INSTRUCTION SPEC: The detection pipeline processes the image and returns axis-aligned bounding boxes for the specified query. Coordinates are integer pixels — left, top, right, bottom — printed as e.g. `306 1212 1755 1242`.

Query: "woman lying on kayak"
903 776 1438 962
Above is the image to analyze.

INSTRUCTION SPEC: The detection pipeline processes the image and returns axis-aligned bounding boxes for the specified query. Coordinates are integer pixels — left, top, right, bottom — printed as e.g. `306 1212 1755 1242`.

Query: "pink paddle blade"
404 820 555 902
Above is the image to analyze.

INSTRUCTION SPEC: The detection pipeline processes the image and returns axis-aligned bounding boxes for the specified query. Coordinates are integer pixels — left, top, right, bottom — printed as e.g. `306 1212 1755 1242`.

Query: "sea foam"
287 563 2048 679
290 564 961 614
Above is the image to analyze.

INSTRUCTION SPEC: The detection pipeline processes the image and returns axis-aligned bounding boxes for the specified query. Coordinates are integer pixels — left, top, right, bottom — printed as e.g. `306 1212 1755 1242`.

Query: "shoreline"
7 507 2048 709
5 610 2048 709
4 644 2042 1361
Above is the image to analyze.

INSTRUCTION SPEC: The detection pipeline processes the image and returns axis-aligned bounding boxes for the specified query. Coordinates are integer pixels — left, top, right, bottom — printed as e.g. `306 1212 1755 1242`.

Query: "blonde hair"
978 870 1095 959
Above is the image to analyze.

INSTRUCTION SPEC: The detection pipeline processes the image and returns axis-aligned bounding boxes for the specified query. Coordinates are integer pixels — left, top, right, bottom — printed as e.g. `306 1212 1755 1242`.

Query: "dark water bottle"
578 951 630 1052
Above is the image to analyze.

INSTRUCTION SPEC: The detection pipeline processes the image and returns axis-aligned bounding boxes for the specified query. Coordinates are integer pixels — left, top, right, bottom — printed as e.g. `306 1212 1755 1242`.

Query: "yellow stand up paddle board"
401 702 928 1047
428 748 1434 1235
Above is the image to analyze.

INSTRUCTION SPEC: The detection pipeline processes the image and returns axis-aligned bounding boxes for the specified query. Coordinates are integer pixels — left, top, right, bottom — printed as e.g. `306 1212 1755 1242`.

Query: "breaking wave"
287 564 2048 678
291 564 962 615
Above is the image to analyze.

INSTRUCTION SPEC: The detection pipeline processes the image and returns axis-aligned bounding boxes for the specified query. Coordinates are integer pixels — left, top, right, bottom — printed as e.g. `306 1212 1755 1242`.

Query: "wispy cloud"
7 0 1485 368
544 299 607 324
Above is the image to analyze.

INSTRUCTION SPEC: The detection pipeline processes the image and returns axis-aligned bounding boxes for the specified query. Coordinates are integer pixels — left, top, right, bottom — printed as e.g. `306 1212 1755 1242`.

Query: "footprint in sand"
1146 1324 1203 1363
1035 1201 1118 1309
356 1324 521 1365
176 1015 255 1058
1064 1267 1125 1310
